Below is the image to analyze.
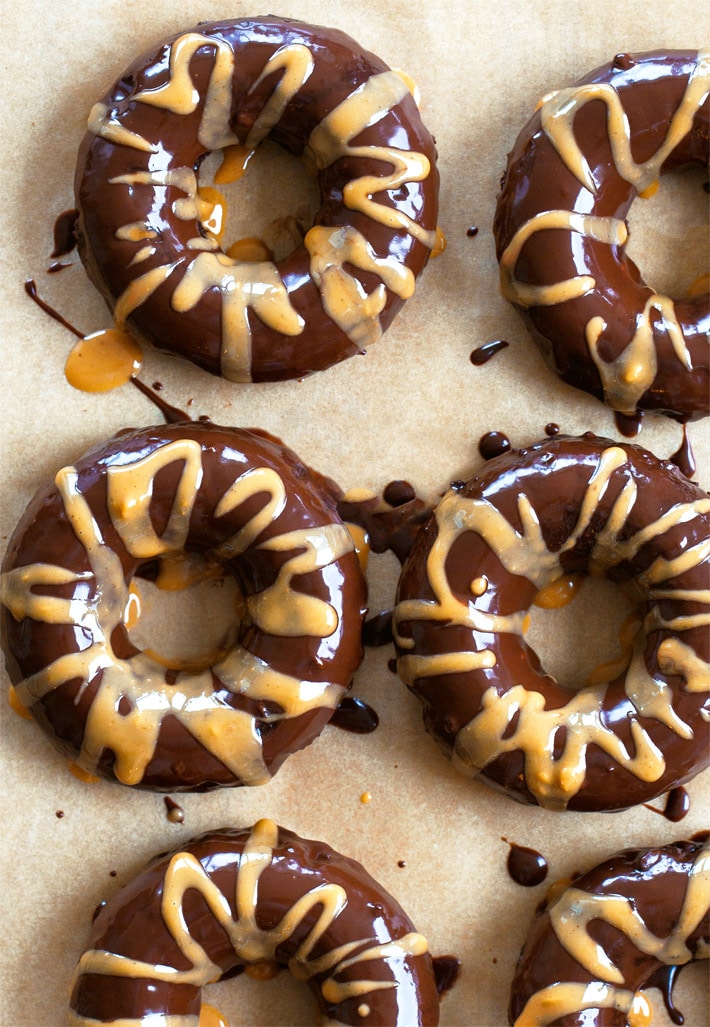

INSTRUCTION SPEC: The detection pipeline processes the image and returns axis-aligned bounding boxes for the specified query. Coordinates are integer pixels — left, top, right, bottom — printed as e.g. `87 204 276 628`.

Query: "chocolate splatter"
47 261 72 274
164 796 185 824
478 431 511 460
644 786 690 823
433 955 462 995
614 409 644 437
337 487 432 565
504 840 549 887
470 340 509 366
51 208 79 258
466 226 479 237
330 697 379 734
544 422 560 437
612 53 635 71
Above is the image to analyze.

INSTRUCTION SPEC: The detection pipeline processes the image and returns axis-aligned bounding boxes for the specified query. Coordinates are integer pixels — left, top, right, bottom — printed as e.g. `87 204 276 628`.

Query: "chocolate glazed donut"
74 17 440 382
0 424 367 790
68 819 441 1026
494 51 710 420
393 435 710 812
509 835 710 1026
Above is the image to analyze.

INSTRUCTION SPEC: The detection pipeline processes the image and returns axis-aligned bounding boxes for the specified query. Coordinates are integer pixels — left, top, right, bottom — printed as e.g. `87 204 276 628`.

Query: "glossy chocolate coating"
494 51 710 419
74 17 439 382
0 423 367 790
69 823 441 1025
394 435 710 811
509 837 710 1025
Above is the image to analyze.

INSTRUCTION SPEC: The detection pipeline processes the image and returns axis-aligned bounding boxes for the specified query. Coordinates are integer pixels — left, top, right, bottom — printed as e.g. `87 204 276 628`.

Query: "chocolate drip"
478 431 511 460
164 796 185 824
645 786 690 822
130 378 192 424
505 841 549 887
669 424 696 479
337 488 432 565
544 422 560 436
330 697 379 734
433 955 461 995
47 261 72 273
51 208 79 258
363 611 394 647
24 279 83 338
470 340 509 365
614 410 644 437
466 226 479 237
647 963 685 1025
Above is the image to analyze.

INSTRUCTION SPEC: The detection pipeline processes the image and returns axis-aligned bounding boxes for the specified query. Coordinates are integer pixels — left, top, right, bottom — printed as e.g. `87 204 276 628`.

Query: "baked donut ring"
509 835 710 1026
393 435 710 812
0 424 367 790
74 17 440 382
68 819 441 1026
494 51 710 420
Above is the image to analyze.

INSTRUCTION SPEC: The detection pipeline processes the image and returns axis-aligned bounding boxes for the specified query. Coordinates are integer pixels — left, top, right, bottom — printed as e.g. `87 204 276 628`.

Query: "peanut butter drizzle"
514 838 710 1025
393 445 710 809
0 444 354 786
501 50 709 414
95 36 434 380
70 819 429 1026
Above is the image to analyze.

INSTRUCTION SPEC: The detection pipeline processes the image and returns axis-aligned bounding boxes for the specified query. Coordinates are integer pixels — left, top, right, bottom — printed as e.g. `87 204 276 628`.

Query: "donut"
509 835 710 1025
393 434 710 812
68 819 441 1026
74 17 440 383
0 423 367 790
493 51 710 420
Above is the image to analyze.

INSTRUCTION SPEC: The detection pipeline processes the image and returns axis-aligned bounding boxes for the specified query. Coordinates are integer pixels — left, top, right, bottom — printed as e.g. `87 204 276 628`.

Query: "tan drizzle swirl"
0 442 355 786
499 50 709 414
513 837 710 1025
393 445 710 810
93 33 435 380
70 819 429 1026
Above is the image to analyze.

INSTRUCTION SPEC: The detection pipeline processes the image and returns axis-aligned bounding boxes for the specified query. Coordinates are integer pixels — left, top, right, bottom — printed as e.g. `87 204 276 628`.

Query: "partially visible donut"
509 835 710 1026
494 51 710 420
74 16 440 382
0 423 367 790
68 819 441 1025
393 435 710 812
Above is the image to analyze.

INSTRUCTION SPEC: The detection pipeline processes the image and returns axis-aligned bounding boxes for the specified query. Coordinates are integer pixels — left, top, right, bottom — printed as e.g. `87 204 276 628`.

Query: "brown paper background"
1 2 708 1024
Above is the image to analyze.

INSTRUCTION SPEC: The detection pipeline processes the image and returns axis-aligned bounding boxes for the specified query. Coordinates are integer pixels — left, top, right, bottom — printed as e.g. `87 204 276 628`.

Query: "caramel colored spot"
628 991 653 1027
214 144 252 185
360 790 372 804
225 237 274 262
470 576 488 597
686 271 710 298
8 685 32 721
199 1003 229 1027
586 609 643 686
197 186 228 244
431 226 447 258
154 551 226 592
533 573 583 609
67 760 100 784
638 180 659 199
357 1004 371 1018
522 613 531 634
244 961 280 981
65 329 142 393
345 521 370 573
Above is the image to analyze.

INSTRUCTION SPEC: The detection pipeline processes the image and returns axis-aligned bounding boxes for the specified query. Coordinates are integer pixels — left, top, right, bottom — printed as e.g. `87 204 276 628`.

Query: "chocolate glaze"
509 838 710 1026
505 842 548 888
494 51 710 420
0 423 367 790
51 208 78 258
69 822 440 1025
394 434 710 811
470 339 509 365
330 696 379 734
363 610 394 647
74 17 439 383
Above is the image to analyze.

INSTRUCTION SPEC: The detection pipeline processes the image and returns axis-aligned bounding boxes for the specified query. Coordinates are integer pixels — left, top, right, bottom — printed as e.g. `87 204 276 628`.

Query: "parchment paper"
1 2 708 1025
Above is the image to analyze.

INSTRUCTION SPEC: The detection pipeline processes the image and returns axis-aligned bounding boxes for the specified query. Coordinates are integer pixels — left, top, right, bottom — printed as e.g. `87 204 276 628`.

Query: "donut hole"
524 574 640 692
624 165 709 298
202 969 315 1027
197 141 321 261
124 552 244 673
